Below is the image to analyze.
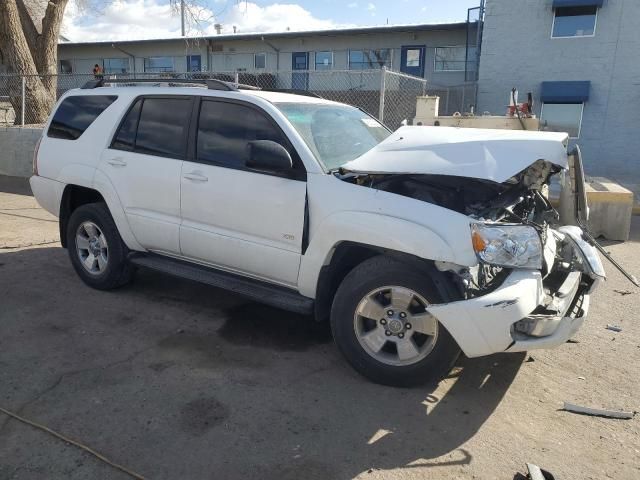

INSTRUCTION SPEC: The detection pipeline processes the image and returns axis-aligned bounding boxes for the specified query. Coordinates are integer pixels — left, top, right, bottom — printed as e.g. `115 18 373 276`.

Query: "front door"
400 45 426 78
292 52 309 90
179 98 307 287
99 95 193 255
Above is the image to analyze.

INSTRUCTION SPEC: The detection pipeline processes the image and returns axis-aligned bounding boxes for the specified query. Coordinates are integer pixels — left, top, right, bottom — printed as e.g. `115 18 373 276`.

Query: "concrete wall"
58 26 477 87
0 127 42 178
477 0 640 193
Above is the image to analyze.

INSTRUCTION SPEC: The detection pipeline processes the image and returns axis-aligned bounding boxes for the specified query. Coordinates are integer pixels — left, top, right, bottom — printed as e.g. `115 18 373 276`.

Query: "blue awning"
540 81 590 103
552 0 604 7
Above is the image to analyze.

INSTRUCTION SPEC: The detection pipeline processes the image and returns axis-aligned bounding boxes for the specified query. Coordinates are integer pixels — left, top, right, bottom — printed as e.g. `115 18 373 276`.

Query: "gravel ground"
0 175 638 480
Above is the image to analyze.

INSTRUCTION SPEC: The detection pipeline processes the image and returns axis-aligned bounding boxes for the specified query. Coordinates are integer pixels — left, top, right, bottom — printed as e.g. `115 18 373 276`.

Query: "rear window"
47 95 117 140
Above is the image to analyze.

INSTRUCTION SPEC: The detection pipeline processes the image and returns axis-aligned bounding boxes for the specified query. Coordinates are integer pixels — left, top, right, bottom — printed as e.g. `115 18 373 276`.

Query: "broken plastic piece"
606 324 622 332
563 402 634 419
526 463 556 480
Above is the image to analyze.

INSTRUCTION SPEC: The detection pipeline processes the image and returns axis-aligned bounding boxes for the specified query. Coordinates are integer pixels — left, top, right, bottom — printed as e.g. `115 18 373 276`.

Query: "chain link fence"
0 70 483 131
425 82 478 116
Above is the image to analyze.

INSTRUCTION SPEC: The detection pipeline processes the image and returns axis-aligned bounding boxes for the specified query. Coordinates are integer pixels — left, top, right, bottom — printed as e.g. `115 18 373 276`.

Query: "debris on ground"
525 463 556 480
605 324 622 332
562 402 635 419
613 289 634 296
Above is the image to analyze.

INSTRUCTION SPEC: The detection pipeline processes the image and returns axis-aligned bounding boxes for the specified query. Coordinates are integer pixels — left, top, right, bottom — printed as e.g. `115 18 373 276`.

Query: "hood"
342 126 570 183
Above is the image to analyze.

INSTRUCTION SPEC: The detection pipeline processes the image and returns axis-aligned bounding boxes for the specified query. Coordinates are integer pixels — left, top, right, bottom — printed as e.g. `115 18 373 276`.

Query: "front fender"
298 210 472 298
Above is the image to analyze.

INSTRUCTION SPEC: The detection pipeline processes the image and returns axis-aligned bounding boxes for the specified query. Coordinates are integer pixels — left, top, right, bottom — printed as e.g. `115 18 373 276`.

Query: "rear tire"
330 255 460 387
66 203 134 290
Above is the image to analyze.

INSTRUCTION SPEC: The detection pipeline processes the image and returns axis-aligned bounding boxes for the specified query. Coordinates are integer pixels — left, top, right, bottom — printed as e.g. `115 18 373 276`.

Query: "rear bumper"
29 175 64 218
428 227 603 358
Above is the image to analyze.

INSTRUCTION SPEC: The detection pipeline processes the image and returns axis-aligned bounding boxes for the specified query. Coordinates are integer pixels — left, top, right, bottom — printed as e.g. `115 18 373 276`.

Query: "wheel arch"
59 184 105 248
313 241 462 324
58 173 143 252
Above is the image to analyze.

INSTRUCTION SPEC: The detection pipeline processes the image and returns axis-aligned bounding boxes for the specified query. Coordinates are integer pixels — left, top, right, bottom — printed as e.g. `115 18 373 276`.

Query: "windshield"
276 103 391 171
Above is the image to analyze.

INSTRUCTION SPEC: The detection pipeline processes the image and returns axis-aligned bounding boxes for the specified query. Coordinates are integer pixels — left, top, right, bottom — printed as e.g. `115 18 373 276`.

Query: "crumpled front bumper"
428 227 605 358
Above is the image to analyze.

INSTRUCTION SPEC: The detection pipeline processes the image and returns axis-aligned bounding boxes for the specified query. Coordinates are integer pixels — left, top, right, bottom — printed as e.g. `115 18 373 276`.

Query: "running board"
128 253 314 314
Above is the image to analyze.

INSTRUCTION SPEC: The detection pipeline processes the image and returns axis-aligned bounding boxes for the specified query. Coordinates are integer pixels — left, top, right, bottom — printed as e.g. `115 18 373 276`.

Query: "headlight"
470 223 542 269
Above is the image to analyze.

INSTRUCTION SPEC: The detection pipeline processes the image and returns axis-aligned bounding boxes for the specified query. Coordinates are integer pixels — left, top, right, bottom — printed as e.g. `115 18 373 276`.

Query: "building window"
144 57 174 73
552 6 597 38
60 59 73 74
187 55 201 72
349 49 390 70
315 51 333 70
405 49 421 68
254 53 266 69
434 46 475 72
540 103 584 138
103 58 129 74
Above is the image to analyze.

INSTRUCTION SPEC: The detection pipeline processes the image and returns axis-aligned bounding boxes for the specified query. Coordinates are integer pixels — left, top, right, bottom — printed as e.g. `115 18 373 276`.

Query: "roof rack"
81 77 261 91
260 88 322 99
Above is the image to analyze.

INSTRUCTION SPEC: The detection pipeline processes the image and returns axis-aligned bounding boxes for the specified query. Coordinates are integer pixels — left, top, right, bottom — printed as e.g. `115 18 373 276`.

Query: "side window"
197 101 291 169
112 99 142 150
48 95 117 140
135 97 192 158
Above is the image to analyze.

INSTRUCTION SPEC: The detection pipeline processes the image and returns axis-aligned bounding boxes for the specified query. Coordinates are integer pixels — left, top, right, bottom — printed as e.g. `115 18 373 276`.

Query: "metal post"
461 86 466 114
378 66 386 123
234 71 239 87
21 76 25 126
181 0 185 36
445 87 450 115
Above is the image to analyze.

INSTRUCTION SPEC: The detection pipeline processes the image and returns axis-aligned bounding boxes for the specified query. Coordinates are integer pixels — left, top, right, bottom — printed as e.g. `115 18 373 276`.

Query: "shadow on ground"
0 246 524 479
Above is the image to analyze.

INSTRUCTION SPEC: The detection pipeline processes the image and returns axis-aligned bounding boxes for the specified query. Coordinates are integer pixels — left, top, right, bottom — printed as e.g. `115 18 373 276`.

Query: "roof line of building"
59 21 471 47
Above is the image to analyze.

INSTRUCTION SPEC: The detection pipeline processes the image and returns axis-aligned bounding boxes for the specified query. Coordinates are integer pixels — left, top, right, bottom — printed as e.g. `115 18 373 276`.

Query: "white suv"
30 79 606 386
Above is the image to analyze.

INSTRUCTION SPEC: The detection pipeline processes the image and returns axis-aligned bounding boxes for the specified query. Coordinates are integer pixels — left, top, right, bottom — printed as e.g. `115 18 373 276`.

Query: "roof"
58 21 471 47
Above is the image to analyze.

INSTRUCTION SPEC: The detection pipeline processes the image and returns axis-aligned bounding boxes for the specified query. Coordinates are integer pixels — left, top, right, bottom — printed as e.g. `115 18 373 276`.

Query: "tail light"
33 136 42 175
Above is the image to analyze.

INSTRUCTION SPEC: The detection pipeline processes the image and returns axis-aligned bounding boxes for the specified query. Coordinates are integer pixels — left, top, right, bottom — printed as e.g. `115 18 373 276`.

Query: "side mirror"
246 140 293 173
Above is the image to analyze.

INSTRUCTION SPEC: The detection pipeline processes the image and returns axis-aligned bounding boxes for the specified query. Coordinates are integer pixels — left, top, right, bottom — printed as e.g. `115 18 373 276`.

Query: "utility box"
559 176 633 242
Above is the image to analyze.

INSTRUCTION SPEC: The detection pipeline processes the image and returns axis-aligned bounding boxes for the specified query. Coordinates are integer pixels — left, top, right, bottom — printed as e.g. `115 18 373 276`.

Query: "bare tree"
0 0 222 124
0 0 68 123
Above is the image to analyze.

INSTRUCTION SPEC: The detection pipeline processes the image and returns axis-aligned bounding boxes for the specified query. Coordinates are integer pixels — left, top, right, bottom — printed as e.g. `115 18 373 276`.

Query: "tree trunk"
0 0 67 124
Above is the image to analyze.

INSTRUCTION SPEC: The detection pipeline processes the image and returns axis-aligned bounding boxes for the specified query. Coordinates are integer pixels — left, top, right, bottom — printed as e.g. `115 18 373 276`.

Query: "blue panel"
553 0 604 7
540 81 590 103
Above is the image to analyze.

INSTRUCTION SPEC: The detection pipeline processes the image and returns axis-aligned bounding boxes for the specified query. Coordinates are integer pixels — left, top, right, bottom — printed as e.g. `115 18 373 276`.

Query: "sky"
62 0 480 42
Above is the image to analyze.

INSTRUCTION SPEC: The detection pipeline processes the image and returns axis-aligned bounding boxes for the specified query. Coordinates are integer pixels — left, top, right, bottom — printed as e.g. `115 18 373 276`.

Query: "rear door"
100 95 193 254
179 97 307 286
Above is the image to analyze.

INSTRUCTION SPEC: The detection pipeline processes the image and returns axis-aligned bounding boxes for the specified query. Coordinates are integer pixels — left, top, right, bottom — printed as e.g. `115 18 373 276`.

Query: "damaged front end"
339 128 612 356
368 159 604 354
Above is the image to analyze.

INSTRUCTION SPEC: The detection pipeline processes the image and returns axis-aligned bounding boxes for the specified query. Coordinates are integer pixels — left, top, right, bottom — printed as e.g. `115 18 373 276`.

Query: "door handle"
107 157 127 167
183 172 208 182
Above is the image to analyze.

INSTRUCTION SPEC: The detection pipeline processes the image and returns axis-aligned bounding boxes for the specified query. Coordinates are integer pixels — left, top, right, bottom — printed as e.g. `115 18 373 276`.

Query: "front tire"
331 255 460 387
66 203 134 290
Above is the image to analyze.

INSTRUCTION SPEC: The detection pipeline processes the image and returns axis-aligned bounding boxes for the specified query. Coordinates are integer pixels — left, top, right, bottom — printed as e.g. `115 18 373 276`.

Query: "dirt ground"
0 175 638 480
